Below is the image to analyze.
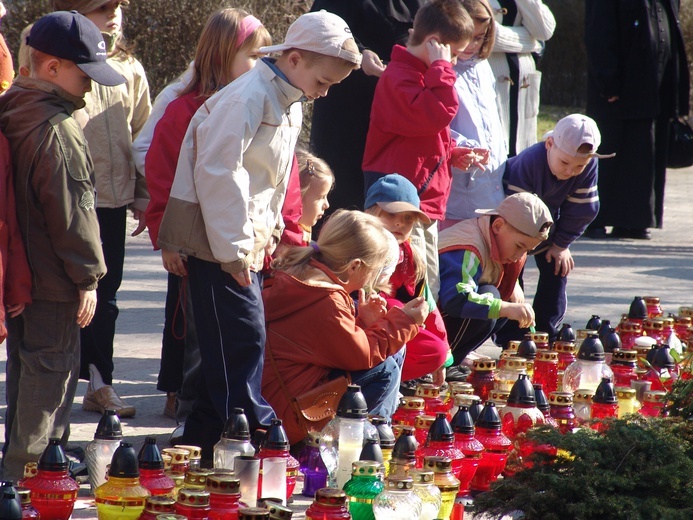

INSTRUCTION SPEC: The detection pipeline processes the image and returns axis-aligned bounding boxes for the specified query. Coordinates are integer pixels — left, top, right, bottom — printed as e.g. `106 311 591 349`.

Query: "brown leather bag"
266 330 349 438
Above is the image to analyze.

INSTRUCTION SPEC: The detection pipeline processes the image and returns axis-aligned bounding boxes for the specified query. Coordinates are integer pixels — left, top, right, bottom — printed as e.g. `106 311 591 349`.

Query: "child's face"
298 176 332 228
545 138 591 180
85 0 124 35
458 21 488 62
230 47 263 82
491 218 542 263
377 209 417 244
282 52 352 101
48 59 92 98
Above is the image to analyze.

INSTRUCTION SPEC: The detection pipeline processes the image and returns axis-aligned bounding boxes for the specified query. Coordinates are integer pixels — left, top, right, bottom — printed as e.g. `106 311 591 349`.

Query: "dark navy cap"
27 11 125 87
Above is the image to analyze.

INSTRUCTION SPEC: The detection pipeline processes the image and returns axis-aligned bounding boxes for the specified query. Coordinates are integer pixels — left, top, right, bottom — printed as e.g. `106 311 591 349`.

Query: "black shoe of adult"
610 227 651 240
583 226 608 239
445 364 471 383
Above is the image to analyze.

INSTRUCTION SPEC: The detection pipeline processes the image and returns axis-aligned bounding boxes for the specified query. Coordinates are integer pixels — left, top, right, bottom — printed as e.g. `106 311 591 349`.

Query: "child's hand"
358 290 388 327
401 296 429 326
6 302 25 318
545 245 574 277
472 148 490 167
426 38 452 64
162 249 187 277
450 147 475 170
499 302 535 329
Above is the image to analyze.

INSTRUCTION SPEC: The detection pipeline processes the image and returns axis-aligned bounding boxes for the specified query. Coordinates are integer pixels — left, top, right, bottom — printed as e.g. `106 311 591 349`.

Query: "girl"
52 0 151 418
280 149 334 248
262 209 428 444
364 174 453 388
144 8 270 423
443 0 506 227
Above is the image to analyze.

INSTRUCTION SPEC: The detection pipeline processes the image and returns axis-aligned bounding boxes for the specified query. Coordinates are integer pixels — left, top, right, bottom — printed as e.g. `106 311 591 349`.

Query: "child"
443 0 507 227
263 209 427 444
361 0 476 298
284 149 334 247
52 0 152 418
144 8 270 423
0 11 113 481
499 114 610 344
438 193 553 372
0 15 32 343
364 174 452 387
157 10 362 458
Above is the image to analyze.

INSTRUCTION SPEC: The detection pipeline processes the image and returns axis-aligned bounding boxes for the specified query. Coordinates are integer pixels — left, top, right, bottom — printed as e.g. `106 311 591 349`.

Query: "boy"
157 10 361 457
361 0 476 298
438 193 553 375
52 0 151 419
500 114 612 345
0 11 119 480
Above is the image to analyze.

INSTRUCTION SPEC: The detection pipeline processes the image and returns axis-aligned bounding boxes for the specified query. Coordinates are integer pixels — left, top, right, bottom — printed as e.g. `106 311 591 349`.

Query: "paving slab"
1 166 692 519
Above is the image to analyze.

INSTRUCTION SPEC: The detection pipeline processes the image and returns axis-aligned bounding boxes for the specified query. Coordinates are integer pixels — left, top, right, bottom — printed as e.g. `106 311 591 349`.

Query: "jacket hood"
0 76 84 145
263 262 349 322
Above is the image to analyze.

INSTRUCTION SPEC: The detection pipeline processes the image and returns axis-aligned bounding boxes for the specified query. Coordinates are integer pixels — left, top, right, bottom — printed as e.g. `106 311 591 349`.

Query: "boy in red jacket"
362 0 477 299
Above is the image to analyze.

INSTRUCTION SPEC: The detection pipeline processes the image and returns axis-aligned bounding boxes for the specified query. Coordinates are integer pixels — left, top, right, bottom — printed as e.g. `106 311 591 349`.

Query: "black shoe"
445 364 471 382
583 226 608 239
400 373 434 396
610 227 651 240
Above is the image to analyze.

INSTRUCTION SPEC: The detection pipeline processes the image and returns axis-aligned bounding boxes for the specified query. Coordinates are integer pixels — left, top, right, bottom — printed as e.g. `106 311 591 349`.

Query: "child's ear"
286 50 302 68
45 57 61 77
545 137 554 151
491 217 505 234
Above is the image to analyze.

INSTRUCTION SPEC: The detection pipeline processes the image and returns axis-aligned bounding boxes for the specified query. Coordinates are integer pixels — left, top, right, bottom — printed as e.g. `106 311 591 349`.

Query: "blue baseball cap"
27 11 125 87
365 174 431 224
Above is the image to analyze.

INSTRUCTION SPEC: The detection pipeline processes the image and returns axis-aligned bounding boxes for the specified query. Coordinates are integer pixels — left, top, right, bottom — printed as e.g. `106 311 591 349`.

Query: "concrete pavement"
1 165 692 518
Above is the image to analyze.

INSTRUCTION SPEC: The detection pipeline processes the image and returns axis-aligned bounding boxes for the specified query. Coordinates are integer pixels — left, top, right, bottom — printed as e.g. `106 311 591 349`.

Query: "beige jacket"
80 50 151 211
158 60 303 274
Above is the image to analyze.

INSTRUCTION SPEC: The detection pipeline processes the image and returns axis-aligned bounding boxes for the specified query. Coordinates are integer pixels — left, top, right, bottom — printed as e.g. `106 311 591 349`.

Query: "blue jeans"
182 257 275 459
350 354 402 420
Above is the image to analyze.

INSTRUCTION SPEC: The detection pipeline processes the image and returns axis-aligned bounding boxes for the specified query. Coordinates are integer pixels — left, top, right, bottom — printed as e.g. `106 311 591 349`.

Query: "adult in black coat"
309 0 425 214
583 0 689 239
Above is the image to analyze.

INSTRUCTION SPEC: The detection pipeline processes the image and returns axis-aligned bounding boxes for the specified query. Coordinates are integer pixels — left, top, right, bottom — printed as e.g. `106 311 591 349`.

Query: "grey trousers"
2 300 80 481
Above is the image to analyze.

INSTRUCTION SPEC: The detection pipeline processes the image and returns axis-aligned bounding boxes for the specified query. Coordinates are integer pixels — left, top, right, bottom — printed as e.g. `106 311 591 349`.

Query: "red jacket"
262 260 418 444
362 45 458 220
145 90 205 249
0 132 32 342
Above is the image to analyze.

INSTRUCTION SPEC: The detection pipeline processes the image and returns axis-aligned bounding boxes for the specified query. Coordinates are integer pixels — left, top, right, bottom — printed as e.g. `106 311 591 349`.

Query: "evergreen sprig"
471 417 693 520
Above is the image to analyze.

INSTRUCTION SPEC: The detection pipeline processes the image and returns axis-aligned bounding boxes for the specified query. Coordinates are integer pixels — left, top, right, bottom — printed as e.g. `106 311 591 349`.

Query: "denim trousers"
3 300 80 481
181 257 275 459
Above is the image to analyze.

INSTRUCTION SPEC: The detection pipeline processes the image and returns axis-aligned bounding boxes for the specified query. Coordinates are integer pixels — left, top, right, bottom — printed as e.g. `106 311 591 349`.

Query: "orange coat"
262 260 418 444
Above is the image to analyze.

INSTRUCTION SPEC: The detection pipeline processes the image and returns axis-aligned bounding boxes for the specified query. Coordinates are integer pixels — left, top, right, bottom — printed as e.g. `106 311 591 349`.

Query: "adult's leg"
80 206 127 384
182 257 275 459
350 356 402 420
532 253 568 343
2 300 80 482
593 118 655 230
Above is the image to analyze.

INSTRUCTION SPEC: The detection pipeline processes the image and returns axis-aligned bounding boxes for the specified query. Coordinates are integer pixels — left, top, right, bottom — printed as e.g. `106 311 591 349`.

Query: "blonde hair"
180 8 271 99
364 205 426 286
18 24 33 76
461 0 496 60
296 149 335 197
273 209 391 288
409 0 474 47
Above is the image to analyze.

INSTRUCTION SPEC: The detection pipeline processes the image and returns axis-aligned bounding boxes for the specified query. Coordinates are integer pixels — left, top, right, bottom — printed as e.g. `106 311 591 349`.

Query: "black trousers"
80 206 126 384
